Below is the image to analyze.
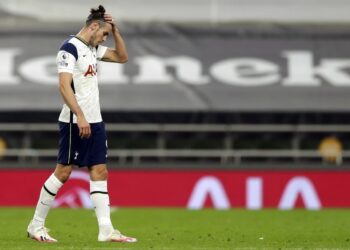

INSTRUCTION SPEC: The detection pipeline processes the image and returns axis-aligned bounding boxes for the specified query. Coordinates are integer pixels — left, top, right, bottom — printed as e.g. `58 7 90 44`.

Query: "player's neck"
76 28 92 47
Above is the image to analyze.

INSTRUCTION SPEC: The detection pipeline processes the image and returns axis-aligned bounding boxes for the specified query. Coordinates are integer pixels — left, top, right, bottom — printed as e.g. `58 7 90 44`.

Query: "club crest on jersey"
84 64 96 77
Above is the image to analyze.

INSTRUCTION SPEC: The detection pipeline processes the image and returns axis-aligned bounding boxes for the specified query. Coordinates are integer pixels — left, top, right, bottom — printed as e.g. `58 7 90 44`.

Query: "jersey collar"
74 36 90 47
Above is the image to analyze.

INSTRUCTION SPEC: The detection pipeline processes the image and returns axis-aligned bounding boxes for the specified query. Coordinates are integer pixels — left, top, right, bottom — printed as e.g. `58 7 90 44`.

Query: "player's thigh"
88 164 108 181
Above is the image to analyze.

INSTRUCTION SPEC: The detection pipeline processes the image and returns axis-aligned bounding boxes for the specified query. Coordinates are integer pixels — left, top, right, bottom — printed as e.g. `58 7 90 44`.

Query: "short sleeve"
96 45 108 61
57 42 77 73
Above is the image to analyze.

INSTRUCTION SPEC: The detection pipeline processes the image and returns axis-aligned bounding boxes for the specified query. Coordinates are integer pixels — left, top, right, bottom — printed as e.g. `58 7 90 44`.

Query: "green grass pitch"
1 208 350 249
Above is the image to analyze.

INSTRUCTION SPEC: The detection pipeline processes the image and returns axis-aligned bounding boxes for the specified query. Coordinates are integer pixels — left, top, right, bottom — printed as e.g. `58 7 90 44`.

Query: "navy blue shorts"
57 122 108 167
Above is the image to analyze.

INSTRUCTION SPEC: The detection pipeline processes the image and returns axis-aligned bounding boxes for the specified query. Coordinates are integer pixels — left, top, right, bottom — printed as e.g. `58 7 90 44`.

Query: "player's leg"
89 164 112 235
32 163 72 223
27 163 73 242
88 164 137 243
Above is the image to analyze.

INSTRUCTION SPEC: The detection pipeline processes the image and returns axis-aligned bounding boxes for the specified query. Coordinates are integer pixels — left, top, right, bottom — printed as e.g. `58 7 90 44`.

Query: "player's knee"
96 168 108 180
54 166 72 183
90 165 108 181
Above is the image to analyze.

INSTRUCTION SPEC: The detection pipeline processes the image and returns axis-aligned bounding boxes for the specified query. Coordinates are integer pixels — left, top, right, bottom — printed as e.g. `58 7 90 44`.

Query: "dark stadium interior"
1 111 349 168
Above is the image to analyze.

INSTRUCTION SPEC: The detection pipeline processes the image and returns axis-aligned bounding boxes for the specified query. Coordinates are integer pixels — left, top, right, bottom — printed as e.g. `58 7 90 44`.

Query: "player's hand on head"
104 14 116 28
77 115 91 138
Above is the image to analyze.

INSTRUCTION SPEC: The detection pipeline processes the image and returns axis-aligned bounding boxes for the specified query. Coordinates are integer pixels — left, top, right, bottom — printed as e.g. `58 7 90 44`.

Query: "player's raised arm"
58 72 91 138
101 14 128 63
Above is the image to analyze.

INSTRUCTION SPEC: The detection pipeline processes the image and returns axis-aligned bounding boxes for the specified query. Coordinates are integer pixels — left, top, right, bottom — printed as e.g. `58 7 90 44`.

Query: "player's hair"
86 5 106 26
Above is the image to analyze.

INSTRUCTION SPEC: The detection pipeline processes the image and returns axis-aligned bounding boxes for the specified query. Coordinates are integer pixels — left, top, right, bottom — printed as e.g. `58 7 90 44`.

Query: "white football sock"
32 173 63 227
90 180 114 236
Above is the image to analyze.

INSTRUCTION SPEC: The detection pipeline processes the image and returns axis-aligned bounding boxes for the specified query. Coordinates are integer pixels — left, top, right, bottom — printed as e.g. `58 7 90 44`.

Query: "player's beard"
90 30 99 47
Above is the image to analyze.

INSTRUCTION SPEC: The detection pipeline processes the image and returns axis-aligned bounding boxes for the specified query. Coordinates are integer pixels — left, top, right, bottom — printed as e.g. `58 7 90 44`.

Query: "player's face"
91 23 112 47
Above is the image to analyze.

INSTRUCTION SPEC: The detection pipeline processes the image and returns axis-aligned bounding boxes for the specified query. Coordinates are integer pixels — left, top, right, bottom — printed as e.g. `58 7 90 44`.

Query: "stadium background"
1 0 350 209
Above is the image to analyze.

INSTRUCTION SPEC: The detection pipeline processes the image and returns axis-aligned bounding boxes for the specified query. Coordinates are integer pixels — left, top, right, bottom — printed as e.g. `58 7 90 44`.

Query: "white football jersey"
56 36 107 123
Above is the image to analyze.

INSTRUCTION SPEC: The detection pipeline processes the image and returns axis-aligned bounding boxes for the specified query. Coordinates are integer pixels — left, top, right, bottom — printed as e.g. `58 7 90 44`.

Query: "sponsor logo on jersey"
84 64 97 77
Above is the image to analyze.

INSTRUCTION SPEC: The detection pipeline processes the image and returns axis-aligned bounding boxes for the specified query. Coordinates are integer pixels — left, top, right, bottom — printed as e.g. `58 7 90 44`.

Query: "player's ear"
89 22 99 31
